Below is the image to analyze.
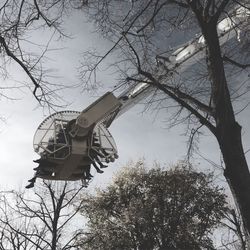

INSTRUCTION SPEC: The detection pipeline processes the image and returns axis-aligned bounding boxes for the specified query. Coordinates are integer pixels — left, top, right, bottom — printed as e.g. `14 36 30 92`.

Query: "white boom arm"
70 92 121 137
70 6 249 132
100 6 249 126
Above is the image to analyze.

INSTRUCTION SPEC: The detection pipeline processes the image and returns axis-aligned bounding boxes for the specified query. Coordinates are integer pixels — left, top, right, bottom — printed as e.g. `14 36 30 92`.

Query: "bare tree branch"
223 55 250 69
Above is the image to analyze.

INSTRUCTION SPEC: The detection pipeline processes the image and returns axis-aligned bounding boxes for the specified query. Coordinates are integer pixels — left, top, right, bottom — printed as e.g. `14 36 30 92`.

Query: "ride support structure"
26 6 249 189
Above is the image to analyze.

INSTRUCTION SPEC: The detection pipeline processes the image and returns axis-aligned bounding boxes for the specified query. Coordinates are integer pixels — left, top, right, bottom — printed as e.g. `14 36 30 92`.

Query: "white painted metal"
112 6 249 119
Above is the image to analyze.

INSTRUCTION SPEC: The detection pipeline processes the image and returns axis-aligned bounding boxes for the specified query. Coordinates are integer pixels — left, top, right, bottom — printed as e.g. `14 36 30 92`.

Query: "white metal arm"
103 6 249 124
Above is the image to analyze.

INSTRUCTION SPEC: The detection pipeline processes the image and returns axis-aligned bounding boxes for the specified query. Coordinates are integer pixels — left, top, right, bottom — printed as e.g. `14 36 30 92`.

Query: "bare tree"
0 181 86 250
79 0 250 237
221 208 248 250
0 0 88 107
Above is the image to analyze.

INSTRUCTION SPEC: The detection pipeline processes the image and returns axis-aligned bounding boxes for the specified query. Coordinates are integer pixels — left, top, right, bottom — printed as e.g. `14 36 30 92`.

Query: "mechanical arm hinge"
70 92 121 137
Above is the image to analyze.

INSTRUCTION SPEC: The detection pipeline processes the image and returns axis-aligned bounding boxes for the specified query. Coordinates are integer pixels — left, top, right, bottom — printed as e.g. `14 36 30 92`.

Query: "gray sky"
0 10 249 192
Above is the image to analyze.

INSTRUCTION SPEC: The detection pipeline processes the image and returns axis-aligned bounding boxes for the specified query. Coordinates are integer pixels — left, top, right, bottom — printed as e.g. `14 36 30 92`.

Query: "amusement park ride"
26 6 249 188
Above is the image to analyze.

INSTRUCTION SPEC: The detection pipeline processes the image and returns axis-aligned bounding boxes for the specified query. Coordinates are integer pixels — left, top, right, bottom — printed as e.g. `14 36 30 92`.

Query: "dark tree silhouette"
79 162 228 250
0 181 87 250
0 0 87 106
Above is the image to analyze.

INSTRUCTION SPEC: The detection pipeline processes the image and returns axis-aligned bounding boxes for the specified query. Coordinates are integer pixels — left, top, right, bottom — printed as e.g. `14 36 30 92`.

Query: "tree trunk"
202 22 250 235
217 121 250 235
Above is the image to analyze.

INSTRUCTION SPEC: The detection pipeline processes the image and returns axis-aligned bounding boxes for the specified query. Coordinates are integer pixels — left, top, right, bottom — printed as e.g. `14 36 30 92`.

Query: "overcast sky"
0 10 249 192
